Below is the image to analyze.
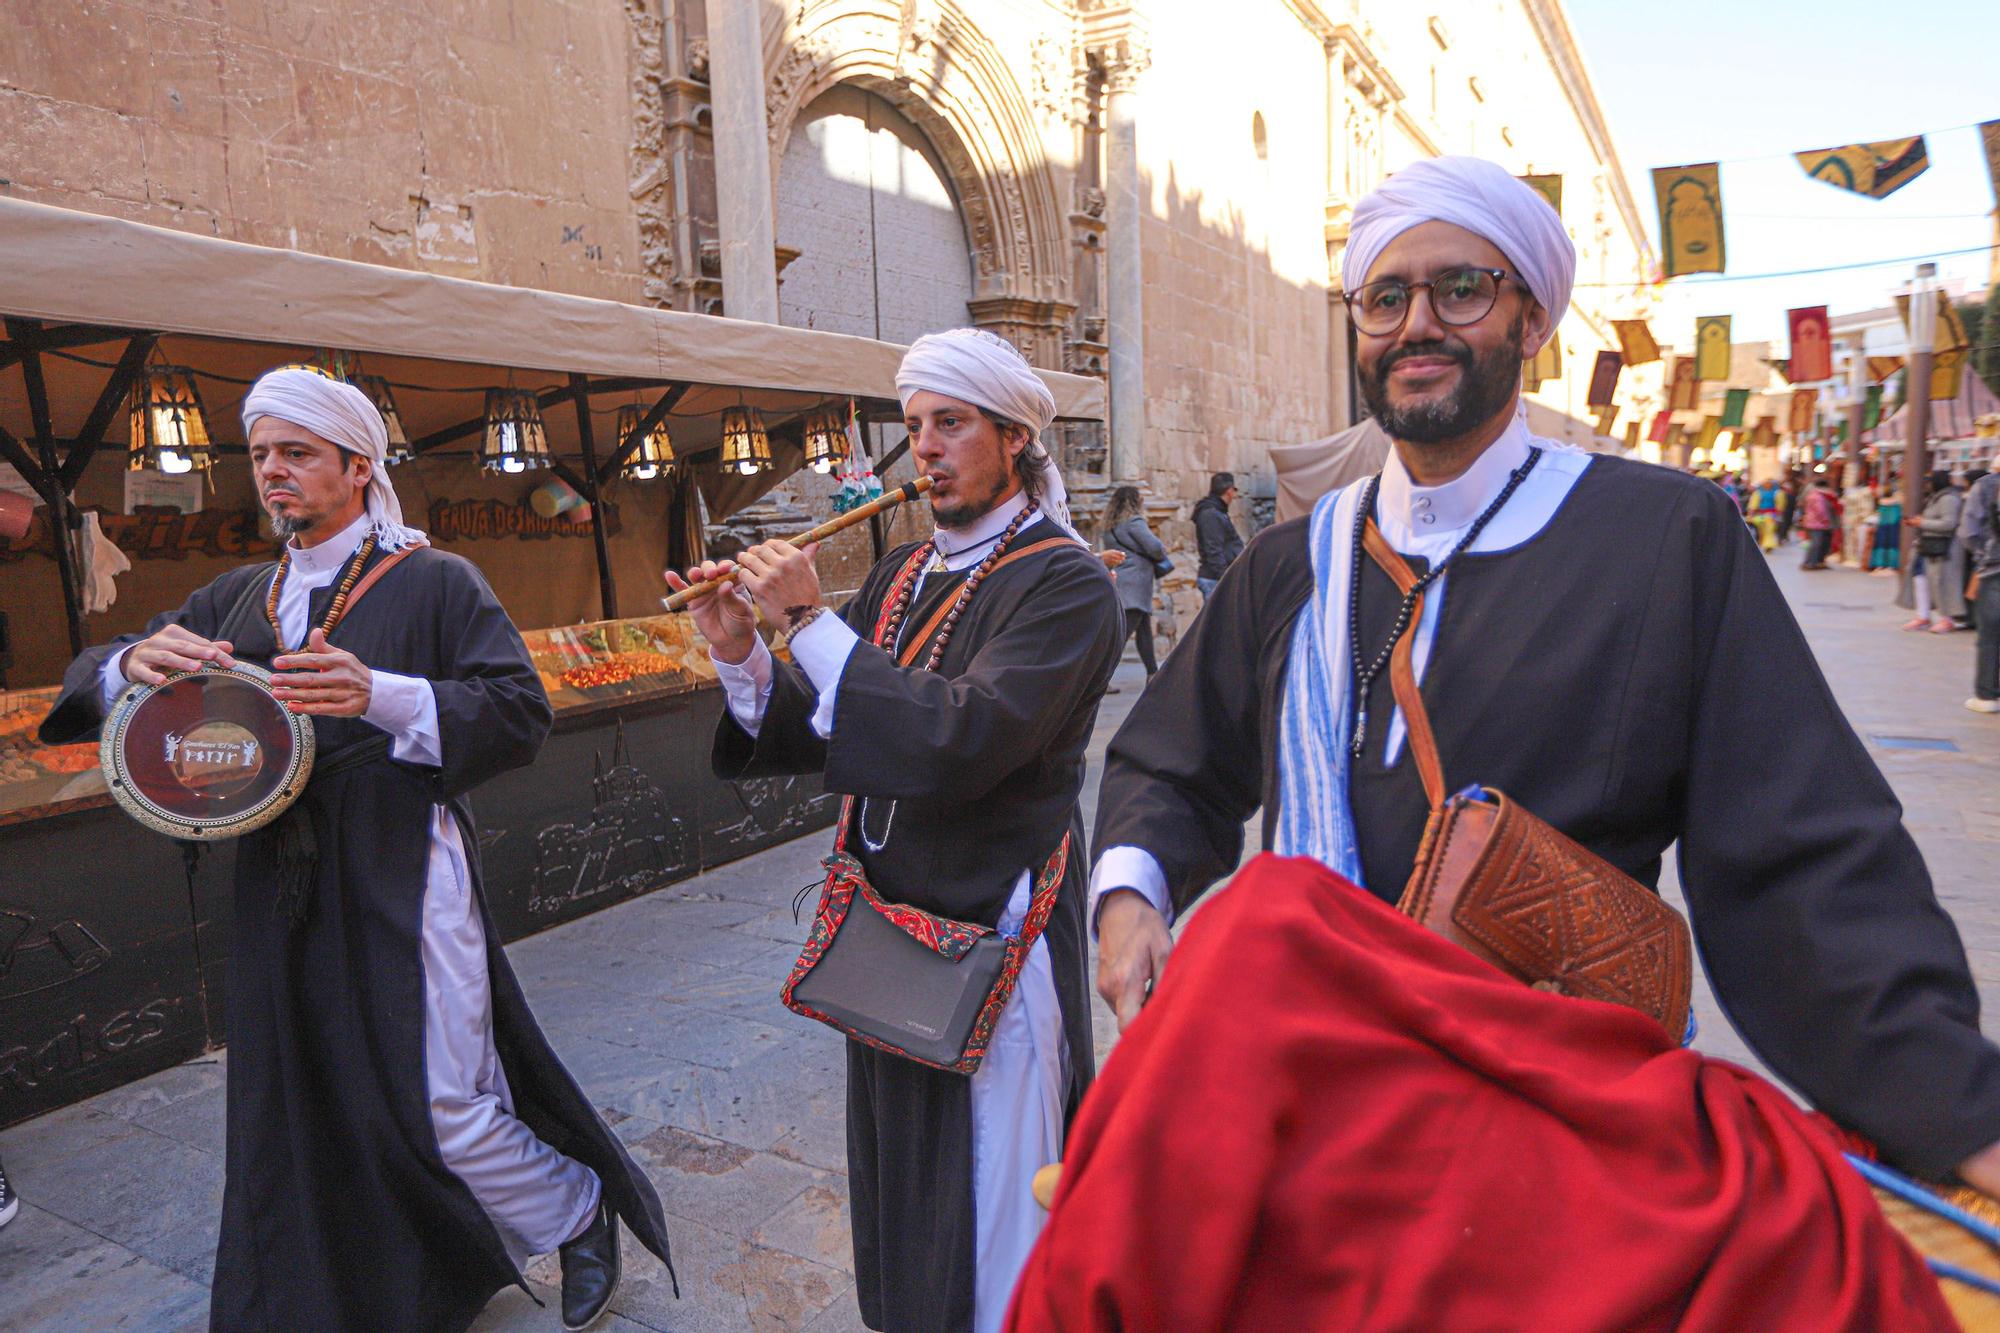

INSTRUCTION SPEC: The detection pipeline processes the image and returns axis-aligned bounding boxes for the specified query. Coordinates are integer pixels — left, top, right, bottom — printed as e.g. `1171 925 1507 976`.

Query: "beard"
1359 315 1527 445
266 495 333 542
927 453 1016 530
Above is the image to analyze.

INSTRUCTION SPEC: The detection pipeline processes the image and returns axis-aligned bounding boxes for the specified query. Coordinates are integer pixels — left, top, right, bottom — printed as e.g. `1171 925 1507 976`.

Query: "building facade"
3 0 1659 553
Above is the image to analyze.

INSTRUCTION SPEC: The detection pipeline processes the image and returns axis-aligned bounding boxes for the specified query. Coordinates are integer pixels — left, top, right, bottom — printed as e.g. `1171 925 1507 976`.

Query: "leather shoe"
558 1201 620 1331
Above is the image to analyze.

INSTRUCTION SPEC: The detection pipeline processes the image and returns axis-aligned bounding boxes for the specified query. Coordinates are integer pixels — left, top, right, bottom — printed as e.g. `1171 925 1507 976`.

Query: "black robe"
1096 456 2000 1177
41 545 673 1332
713 532 1122 1332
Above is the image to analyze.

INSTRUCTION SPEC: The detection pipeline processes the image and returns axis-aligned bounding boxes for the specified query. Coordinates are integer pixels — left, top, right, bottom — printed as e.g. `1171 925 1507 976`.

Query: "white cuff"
788 612 859 741
363 670 442 766
98 647 134 711
1088 846 1175 940
711 636 776 737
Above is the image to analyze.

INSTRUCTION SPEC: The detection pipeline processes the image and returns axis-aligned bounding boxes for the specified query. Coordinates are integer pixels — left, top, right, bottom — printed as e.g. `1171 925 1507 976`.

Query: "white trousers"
422 808 601 1267
967 879 1066 1333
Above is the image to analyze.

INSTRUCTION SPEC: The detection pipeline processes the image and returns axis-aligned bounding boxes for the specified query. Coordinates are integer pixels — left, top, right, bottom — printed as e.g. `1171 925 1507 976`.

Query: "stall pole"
4 319 86 657
570 373 620 621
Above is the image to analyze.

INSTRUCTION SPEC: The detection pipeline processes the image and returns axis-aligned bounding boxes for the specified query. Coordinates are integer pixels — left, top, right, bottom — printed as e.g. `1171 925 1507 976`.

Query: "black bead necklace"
1345 447 1541 760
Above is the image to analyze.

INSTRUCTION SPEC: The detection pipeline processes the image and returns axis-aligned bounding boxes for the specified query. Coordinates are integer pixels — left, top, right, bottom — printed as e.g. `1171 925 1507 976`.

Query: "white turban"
1341 156 1574 352
242 367 427 551
895 327 1071 531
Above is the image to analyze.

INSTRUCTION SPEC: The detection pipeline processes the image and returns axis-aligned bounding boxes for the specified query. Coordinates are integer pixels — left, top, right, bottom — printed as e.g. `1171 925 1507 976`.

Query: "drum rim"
100 661 317 840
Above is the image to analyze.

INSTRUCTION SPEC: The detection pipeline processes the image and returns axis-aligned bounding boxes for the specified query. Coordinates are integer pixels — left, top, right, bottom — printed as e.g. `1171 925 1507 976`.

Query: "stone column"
702 0 779 322
1099 34 1150 484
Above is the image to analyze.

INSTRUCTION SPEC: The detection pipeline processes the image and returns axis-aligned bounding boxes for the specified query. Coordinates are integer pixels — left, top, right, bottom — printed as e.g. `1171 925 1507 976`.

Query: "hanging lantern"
615 403 676 481
128 365 214 474
481 388 551 474
352 373 413 464
719 405 772 476
802 407 848 475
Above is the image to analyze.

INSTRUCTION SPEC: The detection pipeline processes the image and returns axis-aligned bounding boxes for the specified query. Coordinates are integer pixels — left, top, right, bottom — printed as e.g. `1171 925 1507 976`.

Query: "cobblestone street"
3 547 1996 1331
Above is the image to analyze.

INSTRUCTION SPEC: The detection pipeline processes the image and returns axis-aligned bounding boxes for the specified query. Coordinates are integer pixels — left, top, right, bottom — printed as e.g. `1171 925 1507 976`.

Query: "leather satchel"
1363 521 1694 1038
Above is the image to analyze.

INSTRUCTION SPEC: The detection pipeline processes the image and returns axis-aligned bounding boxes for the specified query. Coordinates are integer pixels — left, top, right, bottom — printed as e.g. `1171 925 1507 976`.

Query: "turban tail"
241 368 428 551
895 328 1072 532
1341 156 1576 354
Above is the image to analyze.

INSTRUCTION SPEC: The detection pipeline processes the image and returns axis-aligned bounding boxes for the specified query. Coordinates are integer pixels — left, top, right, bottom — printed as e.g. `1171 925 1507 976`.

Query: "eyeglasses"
1343 266 1520 336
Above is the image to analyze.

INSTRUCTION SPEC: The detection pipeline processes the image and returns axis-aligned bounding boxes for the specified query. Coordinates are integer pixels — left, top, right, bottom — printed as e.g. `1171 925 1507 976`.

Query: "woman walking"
1903 471 1966 632
1099 485 1170 680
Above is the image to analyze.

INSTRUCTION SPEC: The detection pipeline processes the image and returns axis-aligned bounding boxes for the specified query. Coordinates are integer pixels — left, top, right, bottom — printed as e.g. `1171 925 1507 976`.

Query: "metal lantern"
719 405 772 476
802 407 848 475
481 388 551 474
615 403 675 481
352 374 412 464
128 365 214 474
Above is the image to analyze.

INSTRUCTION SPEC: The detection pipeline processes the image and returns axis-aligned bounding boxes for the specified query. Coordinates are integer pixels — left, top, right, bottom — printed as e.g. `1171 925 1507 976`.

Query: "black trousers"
1975 575 2000 702
1803 528 1832 568
1121 607 1157 676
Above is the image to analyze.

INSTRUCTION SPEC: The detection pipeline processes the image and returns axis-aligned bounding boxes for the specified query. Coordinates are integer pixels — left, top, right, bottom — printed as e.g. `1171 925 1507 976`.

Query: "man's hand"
666 560 760 663
1100 549 1128 569
270 629 374 717
734 540 824 631
122 624 236 685
1095 890 1174 1032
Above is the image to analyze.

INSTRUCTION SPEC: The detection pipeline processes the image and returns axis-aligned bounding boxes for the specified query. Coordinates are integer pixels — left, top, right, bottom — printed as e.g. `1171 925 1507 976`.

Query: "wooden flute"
662 474 934 611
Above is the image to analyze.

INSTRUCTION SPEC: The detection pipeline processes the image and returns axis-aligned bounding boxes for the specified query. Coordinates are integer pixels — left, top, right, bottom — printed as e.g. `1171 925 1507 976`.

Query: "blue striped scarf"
1274 481 1368 885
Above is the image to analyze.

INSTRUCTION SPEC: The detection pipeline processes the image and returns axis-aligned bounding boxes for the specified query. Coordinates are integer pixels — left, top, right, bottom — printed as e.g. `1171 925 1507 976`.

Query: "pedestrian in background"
1192 472 1244 602
1099 485 1170 680
1749 477 1782 552
1903 470 1965 633
1872 478 1903 575
1777 472 1800 546
1799 474 1837 570
1842 469 1877 569
1960 452 2000 714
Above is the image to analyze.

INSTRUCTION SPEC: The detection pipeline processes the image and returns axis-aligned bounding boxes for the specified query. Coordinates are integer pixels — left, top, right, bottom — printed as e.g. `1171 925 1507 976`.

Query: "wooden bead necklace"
265 533 377 653
875 502 1036 670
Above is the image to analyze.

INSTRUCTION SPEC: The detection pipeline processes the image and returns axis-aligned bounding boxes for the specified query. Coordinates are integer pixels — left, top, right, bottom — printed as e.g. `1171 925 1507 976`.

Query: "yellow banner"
1794 136 1930 200
1983 121 2000 207
1867 355 1904 383
1520 174 1563 215
1695 315 1732 382
1594 407 1619 438
1894 293 1970 354
1668 356 1700 411
1696 417 1722 452
1653 164 1725 277
1624 419 1642 449
1522 336 1562 392
1611 319 1660 365
1788 388 1819 436
1931 347 1967 401
1753 415 1777 449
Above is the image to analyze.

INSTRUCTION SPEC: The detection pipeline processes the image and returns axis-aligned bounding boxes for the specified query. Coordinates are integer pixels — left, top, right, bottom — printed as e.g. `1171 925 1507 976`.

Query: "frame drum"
100 662 315 839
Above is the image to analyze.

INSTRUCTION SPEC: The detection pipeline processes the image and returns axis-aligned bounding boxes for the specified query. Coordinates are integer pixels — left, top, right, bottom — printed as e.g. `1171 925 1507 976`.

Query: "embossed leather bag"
1364 521 1694 1038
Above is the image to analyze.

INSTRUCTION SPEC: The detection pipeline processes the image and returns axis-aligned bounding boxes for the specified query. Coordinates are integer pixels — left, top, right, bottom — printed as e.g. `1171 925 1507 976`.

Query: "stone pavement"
2 544 1995 1331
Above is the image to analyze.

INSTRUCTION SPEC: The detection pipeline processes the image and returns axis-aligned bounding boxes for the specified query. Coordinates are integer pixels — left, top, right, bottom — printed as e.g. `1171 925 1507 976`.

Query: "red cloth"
1007 854 1952 1332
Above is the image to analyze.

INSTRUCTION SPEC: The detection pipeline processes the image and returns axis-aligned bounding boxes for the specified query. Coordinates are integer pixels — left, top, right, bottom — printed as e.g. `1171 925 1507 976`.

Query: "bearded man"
1057 157 2000 1319
669 329 1121 1333
40 368 671 1332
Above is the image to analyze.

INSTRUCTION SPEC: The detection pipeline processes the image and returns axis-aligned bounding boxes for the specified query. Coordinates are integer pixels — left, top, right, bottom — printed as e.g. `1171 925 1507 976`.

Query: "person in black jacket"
1192 472 1244 600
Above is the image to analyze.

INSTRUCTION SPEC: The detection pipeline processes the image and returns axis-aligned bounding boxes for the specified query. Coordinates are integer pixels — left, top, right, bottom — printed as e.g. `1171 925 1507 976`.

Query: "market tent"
1864 372 2000 447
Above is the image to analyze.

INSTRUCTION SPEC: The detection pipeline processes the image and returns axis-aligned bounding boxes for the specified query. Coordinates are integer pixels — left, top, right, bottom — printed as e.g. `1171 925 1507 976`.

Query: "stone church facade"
2 0 1659 576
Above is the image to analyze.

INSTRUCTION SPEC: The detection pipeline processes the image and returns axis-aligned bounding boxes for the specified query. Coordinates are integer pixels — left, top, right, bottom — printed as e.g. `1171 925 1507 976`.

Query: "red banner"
1647 411 1672 444
1787 306 1833 383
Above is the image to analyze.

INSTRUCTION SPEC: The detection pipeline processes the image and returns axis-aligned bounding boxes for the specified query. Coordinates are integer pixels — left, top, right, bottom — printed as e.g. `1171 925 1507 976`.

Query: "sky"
1564 0 1998 351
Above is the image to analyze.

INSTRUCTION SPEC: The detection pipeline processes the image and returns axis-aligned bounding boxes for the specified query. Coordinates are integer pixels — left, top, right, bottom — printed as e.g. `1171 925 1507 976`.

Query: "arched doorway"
776 84 974 343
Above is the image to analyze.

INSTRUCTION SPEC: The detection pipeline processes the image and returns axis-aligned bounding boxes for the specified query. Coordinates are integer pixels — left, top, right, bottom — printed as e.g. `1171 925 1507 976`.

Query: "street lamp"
1902 262 1937 566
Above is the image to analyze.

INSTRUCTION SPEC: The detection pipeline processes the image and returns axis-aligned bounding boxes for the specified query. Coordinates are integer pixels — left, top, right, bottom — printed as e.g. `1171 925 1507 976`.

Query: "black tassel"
268 805 318 930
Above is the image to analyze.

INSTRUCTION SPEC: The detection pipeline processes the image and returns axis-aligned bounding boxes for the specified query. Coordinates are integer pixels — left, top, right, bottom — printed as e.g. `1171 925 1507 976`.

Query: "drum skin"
100 663 315 840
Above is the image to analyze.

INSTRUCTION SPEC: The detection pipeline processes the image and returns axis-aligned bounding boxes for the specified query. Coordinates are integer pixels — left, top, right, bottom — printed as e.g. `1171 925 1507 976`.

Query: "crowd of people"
1700 453 2000 714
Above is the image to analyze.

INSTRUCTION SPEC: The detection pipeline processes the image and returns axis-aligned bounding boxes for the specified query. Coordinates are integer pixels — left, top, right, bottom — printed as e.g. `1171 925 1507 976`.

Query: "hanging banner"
1862 384 1884 430
1753 415 1778 449
1721 388 1750 428
1982 120 2000 207
1648 410 1673 444
1522 336 1562 392
1587 350 1622 407
1653 164 1726 277
1794 137 1930 200
1695 315 1732 381
1594 407 1619 438
1624 419 1642 449
1668 356 1700 411
1788 388 1819 436
1931 346 1967 401
1611 319 1660 365
1519 174 1563 215
1786 306 1834 382
1867 355 1904 383
1696 417 1723 454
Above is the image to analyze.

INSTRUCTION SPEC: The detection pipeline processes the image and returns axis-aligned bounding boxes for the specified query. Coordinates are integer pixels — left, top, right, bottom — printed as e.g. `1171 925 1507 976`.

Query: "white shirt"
1088 419 1593 932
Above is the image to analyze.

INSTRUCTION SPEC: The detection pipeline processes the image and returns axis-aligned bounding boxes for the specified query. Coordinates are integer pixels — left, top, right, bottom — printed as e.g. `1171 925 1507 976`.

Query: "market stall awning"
1863 372 2000 447
0 197 1105 421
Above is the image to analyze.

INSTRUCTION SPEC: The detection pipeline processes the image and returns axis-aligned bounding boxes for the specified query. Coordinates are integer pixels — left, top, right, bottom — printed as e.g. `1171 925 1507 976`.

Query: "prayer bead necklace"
859 503 1037 850
265 533 376 654
1345 449 1540 761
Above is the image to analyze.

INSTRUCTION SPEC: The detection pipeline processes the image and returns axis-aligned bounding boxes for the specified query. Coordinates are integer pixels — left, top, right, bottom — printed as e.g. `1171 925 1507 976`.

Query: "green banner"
1721 388 1750 428
1863 385 1884 431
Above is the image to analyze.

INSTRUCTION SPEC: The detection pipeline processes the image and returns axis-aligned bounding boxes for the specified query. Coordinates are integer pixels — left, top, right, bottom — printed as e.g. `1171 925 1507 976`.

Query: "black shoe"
558 1202 619 1331
0 1155 16 1229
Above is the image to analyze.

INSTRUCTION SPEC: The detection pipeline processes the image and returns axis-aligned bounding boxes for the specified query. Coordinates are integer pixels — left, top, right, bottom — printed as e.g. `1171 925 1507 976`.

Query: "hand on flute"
734 539 824 631
664 558 759 663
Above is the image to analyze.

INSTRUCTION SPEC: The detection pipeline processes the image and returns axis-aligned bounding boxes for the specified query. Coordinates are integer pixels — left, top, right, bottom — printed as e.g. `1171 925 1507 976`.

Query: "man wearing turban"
668 328 1122 1333
1032 157 2000 1322
41 367 671 1331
